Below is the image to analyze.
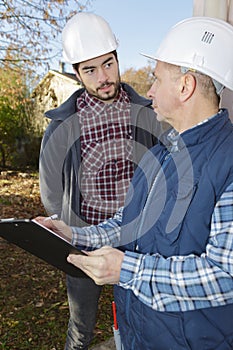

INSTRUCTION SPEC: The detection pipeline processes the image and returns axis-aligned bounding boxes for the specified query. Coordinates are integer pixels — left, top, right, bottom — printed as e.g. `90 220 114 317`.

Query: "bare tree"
0 0 92 74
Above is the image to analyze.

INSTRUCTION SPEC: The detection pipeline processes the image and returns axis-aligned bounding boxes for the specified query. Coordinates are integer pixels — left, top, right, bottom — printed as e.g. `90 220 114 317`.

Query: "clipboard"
0 218 86 278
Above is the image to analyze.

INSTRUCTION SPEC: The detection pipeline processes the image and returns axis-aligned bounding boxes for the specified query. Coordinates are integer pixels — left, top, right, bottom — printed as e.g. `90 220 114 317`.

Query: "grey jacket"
39 83 165 226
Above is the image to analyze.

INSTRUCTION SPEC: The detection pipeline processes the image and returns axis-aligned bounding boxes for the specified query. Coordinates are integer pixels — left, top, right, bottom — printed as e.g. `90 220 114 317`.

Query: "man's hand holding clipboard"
0 216 86 277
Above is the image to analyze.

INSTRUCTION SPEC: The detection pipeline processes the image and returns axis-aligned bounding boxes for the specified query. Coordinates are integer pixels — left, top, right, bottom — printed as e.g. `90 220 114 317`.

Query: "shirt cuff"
119 250 143 287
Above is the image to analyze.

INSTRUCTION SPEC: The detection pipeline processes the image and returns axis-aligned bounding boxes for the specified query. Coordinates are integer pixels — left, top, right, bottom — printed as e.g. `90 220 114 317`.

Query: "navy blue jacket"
114 110 233 349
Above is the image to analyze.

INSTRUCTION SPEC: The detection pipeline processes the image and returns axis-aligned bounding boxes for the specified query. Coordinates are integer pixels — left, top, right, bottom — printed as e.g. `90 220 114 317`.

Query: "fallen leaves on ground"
0 170 113 350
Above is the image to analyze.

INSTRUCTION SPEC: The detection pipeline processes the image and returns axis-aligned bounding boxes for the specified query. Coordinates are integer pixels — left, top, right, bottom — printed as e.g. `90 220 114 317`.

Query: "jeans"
64 275 102 350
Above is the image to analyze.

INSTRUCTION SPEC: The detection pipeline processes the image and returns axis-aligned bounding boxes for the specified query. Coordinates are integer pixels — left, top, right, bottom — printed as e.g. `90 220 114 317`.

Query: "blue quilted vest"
114 110 233 350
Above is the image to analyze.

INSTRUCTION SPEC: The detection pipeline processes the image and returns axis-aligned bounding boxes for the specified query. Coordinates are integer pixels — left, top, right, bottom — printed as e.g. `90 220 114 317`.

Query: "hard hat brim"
140 52 157 61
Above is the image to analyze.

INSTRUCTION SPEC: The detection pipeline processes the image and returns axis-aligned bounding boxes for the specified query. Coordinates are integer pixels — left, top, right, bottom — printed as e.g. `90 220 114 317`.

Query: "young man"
38 16 233 349
39 12 163 350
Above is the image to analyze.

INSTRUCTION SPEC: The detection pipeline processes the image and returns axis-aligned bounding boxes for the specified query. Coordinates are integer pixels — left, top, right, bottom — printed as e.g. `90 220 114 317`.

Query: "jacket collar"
160 109 231 153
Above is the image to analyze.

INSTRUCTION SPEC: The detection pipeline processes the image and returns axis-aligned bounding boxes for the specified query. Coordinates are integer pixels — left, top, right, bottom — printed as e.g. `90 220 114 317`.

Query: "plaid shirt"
72 182 233 312
77 88 133 225
72 115 233 312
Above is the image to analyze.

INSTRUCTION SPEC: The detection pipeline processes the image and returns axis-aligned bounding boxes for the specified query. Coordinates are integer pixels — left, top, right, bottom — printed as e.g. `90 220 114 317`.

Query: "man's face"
147 61 181 128
75 53 120 103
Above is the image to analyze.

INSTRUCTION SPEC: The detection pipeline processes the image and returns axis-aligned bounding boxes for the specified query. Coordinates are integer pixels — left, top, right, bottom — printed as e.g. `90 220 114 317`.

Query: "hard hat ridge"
142 17 233 91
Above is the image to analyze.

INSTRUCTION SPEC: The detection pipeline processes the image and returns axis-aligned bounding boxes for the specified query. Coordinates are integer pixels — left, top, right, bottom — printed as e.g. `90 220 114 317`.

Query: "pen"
112 301 118 330
44 214 58 221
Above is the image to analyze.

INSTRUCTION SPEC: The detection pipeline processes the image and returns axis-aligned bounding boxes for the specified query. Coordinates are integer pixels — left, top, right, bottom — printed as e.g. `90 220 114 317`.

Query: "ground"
0 170 113 350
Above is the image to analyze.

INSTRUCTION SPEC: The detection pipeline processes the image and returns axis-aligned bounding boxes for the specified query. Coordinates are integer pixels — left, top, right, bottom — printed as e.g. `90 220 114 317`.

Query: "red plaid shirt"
77 87 134 225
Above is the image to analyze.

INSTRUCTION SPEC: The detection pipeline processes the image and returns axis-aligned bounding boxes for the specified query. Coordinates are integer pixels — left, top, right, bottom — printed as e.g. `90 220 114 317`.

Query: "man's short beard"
98 81 121 101
84 79 121 102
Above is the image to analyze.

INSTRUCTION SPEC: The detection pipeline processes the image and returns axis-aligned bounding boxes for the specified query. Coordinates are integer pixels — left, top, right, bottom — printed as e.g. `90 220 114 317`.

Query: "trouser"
64 275 102 350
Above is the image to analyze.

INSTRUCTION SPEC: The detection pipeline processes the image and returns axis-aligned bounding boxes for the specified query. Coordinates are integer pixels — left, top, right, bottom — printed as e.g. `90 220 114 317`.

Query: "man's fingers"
67 254 105 284
67 247 123 285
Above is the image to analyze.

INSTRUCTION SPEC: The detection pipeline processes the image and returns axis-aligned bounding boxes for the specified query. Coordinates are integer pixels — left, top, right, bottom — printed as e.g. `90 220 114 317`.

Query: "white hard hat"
62 12 118 64
142 17 233 91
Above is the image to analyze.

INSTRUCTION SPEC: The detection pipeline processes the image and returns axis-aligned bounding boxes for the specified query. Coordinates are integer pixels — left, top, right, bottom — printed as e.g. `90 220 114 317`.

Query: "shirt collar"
76 86 130 114
166 109 225 153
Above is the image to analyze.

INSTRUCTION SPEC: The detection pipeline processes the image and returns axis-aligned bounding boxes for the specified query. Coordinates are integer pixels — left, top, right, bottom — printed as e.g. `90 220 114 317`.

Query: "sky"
59 0 194 74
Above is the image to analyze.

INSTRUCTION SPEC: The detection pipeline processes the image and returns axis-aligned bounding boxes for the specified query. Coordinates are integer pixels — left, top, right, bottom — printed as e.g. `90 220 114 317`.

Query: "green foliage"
0 64 42 169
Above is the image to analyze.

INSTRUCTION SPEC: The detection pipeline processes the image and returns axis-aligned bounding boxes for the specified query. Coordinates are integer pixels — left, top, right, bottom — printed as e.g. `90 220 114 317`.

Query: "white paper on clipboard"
0 218 86 277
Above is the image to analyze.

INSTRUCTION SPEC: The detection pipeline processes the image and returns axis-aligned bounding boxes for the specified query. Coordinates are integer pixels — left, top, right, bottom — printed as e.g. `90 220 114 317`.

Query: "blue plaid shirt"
72 183 233 312
72 114 233 312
